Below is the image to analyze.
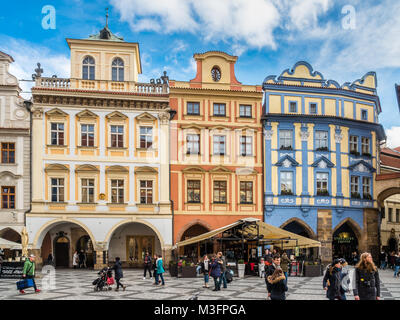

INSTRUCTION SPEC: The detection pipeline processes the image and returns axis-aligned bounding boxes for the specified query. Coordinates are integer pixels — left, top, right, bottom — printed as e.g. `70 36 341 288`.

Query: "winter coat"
144 255 152 266
200 260 210 274
395 256 400 266
156 258 165 274
323 266 345 300
217 257 226 272
353 268 380 300
280 254 291 273
210 260 221 278
265 263 278 293
73 253 79 266
22 259 35 277
267 274 288 300
112 261 123 280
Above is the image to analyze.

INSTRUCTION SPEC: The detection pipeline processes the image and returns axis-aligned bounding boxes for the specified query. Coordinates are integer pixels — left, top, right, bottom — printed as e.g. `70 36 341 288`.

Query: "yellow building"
28 24 172 269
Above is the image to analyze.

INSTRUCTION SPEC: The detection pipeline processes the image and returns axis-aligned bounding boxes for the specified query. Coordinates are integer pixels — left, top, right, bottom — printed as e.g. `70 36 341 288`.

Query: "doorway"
76 235 94 268
54 234 70 268
332 222 359 262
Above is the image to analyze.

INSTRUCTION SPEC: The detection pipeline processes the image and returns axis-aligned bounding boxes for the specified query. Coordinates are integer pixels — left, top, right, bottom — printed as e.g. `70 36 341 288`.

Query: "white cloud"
0 36 69 99
386 127 400 149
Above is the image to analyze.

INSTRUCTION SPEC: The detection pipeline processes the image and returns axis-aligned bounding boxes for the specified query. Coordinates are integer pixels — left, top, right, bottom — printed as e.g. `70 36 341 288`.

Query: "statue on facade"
21 227 29 257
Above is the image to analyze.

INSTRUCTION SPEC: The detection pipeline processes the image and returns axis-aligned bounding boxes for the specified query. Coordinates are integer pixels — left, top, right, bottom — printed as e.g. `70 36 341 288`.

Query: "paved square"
0 267 398 300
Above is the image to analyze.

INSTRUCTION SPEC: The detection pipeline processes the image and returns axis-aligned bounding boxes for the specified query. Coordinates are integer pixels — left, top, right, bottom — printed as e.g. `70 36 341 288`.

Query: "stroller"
92 267 114 291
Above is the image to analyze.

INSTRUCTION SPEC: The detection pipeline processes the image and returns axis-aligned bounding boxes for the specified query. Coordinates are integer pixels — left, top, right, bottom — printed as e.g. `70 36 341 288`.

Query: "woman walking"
112 257 126 291
322 258 345 300
199 255 210 288
267 268 288 300
154 254 165 286
210 255 222 291
73 251 79 269
152 254 158 284
353 252 380 300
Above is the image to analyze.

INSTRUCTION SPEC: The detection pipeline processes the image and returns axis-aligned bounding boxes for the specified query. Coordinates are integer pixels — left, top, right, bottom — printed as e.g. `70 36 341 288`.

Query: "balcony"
34 77 169 94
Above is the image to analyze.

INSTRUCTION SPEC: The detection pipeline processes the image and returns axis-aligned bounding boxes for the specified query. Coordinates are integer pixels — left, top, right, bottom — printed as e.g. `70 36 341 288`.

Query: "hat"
332 258 341 265
339 258 346 264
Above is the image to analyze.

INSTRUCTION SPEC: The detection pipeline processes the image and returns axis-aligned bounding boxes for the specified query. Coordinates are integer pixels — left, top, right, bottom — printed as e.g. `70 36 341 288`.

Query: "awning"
0 237 22 250
173 218 320 250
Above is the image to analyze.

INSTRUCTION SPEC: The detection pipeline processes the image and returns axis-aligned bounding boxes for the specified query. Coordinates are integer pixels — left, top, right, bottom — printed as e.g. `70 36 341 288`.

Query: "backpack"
225 270 233 283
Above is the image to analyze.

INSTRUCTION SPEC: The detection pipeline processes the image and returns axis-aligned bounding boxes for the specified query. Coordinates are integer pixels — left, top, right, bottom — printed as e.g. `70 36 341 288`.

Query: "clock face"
211 67 221 82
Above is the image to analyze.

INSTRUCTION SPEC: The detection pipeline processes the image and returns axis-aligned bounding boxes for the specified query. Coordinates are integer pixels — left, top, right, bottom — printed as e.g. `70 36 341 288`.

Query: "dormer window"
82 56 95 80
112 58 124 82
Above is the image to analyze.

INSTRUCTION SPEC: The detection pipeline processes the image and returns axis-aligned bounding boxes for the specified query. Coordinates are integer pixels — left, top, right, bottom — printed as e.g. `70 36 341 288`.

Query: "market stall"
0 237 24 278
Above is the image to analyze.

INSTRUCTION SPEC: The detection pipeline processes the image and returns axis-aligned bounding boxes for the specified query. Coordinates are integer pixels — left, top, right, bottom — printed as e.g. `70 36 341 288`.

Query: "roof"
381 147 400 170
0 51 14 63
87 26 124 42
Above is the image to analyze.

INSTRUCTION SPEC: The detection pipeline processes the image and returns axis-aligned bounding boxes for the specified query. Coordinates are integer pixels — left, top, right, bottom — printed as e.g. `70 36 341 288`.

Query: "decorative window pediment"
76 109 98 119
182 166 206 173
311 156 335 169
275 155 299 168
75 164 99 172
46 108 68 119
134 166 158 174
136 112 157 122
209 166 232 173
105 165 129 173
348 160 375 173
236 167 257 175
45 164 69 172
106 111 128 121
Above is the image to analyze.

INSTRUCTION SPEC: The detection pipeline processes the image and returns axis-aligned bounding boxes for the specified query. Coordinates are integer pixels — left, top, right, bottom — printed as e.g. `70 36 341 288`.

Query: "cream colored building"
0 51 30 249
27 25 172 269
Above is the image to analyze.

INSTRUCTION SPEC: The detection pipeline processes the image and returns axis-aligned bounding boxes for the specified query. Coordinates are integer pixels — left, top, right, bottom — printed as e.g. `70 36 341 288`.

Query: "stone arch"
176 219 212 243
377 187 400 207
104 219 165 251
280 218 317 240
0 227 21 242
32 218 96 250
332 217 362 243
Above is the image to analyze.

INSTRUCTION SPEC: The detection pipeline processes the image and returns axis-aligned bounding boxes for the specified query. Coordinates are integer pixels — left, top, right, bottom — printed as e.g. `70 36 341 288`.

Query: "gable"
311 156 335 169
348 160 376 173
275 155 299 168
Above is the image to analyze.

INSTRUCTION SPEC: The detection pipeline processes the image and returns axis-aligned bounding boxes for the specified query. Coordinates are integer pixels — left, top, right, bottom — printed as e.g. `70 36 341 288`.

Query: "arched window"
112 58 124 82
82 56 95 80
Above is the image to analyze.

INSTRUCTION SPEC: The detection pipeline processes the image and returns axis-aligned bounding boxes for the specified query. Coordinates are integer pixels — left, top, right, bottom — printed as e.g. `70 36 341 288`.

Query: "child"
258 258 265 278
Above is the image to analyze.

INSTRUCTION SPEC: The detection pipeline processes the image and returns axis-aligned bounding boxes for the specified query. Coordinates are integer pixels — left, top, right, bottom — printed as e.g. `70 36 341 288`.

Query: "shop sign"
334 232 354 243
0 262 25 279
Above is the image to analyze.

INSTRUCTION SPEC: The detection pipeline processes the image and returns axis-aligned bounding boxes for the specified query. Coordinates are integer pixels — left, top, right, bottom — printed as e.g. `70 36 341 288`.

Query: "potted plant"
237 259 245 278
169 261 178 277
363 193 373 200
362 152 372 158
181 260 197 278
316 190 329 197
303 261 322 277
351 192 361 199
281 190 294 196
350 150 360 157
280 145 293 151
316 147 329 152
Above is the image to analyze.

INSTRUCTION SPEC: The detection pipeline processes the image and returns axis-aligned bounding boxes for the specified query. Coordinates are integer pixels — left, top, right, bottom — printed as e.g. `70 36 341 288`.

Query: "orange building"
169 51 263 257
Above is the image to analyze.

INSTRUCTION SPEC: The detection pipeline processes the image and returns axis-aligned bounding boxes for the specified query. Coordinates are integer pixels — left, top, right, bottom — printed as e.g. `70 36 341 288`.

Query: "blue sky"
1 0 399 146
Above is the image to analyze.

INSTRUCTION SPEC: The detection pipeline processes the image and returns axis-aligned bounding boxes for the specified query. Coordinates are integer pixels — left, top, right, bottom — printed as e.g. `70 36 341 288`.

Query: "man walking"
143 252 152 280
20 254 40 294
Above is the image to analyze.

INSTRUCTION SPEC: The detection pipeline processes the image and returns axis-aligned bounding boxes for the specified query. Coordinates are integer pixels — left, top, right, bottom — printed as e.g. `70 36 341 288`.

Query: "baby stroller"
92 267 114 291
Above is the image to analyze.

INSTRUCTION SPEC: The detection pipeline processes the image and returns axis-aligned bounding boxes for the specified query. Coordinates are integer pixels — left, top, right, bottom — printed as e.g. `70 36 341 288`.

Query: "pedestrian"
258 258 265 278
210 255 222 291
154 254 165 286
265 254 281 299
79 250 85 268
379 249 387 270
199 255 210 288
322 258 345 300
263 249 273 266
217 252 227 289
152 254 158 284
394 252 400 278
280 252 291 283
353 252 380 300
267 267 288 300
143 251 153 280
351 251 359 266
19 254 40 294
73 251 79 269
340 258 351 300
112 257 126 291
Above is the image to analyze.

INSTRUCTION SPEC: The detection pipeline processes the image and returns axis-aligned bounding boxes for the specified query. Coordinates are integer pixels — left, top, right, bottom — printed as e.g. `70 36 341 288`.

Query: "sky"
0 0 399 147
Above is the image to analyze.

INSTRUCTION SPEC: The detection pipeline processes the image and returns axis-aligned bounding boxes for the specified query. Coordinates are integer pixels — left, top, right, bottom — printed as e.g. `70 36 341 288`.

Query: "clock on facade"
211 66 221 82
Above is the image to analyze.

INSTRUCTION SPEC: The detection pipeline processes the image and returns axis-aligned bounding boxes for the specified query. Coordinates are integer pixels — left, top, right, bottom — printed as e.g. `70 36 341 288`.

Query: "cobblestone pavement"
0 267 398 300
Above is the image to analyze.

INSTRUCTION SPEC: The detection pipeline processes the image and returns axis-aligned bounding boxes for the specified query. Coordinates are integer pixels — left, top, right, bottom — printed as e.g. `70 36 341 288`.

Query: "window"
187 180 201 203
350 136 359 154
187 102 200 115
310 103 317 114
362 177 371 198
239 105 252 118
110 125 124 148
213 103 226 117
316 173 329 195
361 110 368 121
396 209 400 223
82 56 95 80
1 143 15 163
51 178 64 202
140 181 153 204
289 102 297 113
240 136 252 156
51 123 64 146
81 179 95 203
361 137 370 155
213 135 226 155
140 127 153 149
81 124 94 147
211 66 221 82
1 186 15 209
388 208 393 222
187 134 200 155
213 181 227 204
315 131 328 150
351 176 360 197
111 179 124 204
280 172 293 195
279 130 293 149
112 58 124 82
240 181 253 204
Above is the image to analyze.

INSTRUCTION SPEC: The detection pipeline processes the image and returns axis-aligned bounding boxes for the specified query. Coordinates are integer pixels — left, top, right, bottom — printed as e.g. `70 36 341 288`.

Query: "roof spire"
106 7 109 28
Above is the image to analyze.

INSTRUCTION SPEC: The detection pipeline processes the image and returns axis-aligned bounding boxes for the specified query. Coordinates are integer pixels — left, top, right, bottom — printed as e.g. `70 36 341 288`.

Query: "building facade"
0 51 30 249
27 25 172 269
262 61 386 263
169 51 263 259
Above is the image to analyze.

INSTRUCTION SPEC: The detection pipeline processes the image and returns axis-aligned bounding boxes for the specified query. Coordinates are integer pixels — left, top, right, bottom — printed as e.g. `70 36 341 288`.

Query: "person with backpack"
267 267 288 300
210 255 222 291
217 252 227 289
19 254 40 294
112 257 126 291
154 254 165 286
143 252 153 280
353 252 380 300
322 258 345 300
199 255 210 288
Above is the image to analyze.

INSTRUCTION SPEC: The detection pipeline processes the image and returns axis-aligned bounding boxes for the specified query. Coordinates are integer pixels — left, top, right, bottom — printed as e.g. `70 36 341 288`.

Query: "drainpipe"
23 100 33 227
